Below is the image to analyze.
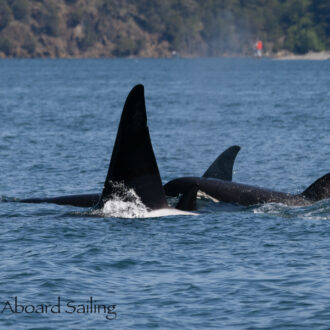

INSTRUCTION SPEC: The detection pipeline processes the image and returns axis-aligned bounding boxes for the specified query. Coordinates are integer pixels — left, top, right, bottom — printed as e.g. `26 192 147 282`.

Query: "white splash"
101 198 149 218
98 201 197 219
92 183 197 219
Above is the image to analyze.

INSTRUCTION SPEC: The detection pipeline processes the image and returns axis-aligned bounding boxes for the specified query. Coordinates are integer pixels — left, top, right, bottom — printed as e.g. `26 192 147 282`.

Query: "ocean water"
0 58 330 329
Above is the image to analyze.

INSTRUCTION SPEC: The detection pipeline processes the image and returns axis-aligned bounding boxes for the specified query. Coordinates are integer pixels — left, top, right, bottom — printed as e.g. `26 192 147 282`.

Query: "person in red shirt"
256 40 263 57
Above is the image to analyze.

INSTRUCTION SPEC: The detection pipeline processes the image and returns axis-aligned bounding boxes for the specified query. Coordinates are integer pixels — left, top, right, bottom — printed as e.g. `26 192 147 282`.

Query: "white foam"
253 203 287 214
100 198 149 218
252 200 330 220
91 183 197 218
95 201 197 219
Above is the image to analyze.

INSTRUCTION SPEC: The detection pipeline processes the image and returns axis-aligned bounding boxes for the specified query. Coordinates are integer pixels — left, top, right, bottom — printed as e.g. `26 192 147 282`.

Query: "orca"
19 85 198 213
164 172 330 207
17 84 329 210
19 143 241 208
163 140 330 207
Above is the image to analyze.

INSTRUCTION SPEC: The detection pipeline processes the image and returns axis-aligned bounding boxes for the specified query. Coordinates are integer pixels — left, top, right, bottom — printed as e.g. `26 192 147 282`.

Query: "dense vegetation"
0 0 329 57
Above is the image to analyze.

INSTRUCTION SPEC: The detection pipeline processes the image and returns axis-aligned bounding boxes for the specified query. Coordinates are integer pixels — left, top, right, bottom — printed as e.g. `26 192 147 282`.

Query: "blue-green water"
0 59 330 329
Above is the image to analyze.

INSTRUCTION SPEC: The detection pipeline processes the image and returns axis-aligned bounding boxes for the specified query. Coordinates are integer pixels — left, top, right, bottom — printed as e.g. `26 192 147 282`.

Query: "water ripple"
0 59 330 329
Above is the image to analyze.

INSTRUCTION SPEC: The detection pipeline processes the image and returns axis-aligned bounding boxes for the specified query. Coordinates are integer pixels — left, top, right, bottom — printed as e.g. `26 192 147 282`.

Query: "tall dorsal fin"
98 85 168 210
300 173 330 202
202 146 240 181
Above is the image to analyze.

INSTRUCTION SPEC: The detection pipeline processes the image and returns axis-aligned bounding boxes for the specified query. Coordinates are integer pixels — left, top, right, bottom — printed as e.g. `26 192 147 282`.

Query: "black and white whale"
14 84 329 210
18 85 198 213
164 170 330 207
19 145 240 208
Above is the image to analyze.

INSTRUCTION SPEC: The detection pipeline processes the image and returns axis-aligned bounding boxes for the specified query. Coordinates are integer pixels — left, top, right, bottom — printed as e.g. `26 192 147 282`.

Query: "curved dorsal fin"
300 173 330 201
202 146 241 181
98 85 168 210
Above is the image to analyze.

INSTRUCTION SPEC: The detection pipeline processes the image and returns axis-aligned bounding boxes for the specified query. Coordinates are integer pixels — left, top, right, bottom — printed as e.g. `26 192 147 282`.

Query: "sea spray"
93 182 149 218
92 182 197 218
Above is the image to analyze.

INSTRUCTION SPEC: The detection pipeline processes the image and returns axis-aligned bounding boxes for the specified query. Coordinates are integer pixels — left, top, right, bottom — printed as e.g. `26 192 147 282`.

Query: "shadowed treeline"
0 0 329 58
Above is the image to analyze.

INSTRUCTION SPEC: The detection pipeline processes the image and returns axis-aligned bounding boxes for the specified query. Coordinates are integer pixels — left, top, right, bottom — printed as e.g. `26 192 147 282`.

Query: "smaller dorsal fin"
202 146 240 181
300 173 330 201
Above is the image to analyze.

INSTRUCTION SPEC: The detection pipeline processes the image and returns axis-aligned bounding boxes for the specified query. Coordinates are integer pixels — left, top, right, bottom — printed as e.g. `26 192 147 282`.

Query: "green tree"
77 18 97 51
11 0 29 21
0 0 12 30
0 37 12 55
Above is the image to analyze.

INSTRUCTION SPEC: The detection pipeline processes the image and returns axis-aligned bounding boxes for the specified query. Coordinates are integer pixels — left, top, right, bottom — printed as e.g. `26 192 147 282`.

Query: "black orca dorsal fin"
98 85 168 210
202 146 241 181
300 173 330 202
176 184 199 211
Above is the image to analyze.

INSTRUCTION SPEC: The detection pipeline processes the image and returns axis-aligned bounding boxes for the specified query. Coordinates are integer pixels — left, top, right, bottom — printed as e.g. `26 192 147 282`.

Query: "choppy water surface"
0 58 329 329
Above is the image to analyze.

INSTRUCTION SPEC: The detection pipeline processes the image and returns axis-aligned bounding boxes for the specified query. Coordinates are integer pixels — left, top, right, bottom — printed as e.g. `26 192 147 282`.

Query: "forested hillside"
0 0 329 58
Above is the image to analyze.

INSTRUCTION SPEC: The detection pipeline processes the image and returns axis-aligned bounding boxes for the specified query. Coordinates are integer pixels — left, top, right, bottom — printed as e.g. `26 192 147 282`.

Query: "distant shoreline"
1 51 330 60
273 51 330 61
